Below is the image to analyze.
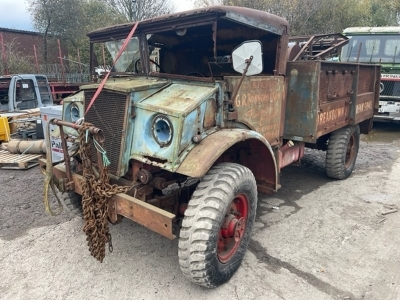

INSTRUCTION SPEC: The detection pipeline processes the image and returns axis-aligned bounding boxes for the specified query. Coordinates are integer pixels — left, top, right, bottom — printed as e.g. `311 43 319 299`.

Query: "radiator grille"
381 80 400 97
85 90 128 176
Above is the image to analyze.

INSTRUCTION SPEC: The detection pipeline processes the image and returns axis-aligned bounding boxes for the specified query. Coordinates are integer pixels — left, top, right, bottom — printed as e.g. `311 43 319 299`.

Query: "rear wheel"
178 163 257 288
326 125 360 179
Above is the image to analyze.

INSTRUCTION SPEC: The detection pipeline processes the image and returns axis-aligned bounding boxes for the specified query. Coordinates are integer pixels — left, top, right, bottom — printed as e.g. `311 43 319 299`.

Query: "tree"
29 0 82 63
28 0 177 77
66 0 126 65
195 0 267 9
366 0 400 26
194 0 400 36
195 0 225 6
107 0 175 22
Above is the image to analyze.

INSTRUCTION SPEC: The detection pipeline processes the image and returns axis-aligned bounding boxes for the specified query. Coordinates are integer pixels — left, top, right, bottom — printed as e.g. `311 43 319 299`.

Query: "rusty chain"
79 122 129 262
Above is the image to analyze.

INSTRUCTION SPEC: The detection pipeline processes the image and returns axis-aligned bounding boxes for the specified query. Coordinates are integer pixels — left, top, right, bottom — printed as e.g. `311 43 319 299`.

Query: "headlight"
70 103 81 123
152 115 173 147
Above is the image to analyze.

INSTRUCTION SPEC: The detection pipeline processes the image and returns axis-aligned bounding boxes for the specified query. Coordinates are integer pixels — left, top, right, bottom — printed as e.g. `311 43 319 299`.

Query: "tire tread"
326 125 360 179
63 191 83 216
178 162 257 288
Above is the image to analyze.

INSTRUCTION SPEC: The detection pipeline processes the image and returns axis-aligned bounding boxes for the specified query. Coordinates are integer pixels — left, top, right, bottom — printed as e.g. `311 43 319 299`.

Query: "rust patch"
176 129 278 192
48 162 176 239
284 61 379 142
353 92 374 124
203 98 217 128
317 100 348 129
115 193 176 239
226 76 284 146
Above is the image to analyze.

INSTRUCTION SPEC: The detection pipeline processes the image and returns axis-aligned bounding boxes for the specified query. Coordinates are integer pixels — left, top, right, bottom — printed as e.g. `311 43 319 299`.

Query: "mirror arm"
227 56 253 120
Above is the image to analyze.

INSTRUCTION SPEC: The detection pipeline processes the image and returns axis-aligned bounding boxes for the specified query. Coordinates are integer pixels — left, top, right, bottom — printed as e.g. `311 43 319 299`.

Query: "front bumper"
39 159 176 239
373 114 400 122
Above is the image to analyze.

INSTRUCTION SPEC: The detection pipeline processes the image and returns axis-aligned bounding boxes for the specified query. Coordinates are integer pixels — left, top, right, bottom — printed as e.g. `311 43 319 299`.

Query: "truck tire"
63 191 83 216
178 163 257 288
326 125 360 180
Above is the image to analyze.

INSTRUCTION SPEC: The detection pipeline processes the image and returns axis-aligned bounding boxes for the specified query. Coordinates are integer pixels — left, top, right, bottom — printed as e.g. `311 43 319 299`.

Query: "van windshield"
341 34 400 63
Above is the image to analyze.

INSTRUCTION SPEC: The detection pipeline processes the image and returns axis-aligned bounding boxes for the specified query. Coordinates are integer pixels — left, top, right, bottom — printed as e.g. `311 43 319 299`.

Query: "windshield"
340 34 400 63
35 76 53 105
105 37 141 72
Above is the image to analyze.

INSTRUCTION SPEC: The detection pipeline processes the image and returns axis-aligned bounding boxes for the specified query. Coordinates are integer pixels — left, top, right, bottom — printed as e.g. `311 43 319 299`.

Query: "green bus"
342 27 400 122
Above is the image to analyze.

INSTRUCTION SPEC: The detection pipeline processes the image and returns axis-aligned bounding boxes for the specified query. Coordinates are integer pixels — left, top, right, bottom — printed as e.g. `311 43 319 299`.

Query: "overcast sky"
0 0 195 32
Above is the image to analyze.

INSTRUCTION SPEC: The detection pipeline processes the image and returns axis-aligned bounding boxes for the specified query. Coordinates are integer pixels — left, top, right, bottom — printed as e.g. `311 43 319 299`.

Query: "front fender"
176 129 279 193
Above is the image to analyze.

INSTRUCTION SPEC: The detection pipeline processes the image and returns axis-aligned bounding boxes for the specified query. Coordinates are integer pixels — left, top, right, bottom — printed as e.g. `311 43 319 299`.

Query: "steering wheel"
134 58 163 73
185 72 205 77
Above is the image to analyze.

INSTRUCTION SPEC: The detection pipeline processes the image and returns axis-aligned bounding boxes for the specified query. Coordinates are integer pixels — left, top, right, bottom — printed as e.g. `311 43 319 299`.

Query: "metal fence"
39 63 91 83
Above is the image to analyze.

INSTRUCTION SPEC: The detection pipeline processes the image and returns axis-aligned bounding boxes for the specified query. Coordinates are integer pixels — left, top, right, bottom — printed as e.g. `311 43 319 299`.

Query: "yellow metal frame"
0 116 11 142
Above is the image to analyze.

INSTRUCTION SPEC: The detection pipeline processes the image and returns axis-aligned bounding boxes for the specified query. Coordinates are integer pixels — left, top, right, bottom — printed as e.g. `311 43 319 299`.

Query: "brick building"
0 27 68 65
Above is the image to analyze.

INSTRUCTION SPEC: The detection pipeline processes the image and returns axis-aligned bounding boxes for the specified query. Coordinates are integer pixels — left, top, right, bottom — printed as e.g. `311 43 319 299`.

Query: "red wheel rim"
345 134 356 168
217 194 249 263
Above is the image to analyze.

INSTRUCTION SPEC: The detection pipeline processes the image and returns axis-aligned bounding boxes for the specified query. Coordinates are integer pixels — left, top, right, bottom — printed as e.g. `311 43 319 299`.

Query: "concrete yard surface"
1 122 400 300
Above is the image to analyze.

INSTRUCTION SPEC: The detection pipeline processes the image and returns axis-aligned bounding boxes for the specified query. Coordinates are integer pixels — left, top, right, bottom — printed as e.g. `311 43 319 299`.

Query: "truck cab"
342 27 400 122
0 74 53 112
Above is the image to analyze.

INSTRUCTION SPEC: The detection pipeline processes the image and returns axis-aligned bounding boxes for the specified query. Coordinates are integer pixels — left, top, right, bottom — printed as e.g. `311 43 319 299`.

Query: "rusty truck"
40 6 380 288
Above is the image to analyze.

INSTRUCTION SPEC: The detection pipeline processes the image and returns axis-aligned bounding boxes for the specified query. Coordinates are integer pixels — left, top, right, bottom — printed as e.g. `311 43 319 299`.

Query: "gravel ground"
1 122 400 300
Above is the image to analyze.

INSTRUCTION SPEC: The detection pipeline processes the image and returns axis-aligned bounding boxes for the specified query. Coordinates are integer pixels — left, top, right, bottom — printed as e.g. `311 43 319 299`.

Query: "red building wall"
0 27 68 65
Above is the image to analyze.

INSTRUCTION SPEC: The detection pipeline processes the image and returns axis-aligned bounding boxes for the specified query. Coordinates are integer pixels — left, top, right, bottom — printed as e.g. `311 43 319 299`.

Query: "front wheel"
178 163 257 288
326 125 360 179
63 191 83 216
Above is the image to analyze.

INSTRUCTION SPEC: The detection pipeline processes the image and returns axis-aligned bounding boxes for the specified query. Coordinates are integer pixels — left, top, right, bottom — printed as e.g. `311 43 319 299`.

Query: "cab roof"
343 27 400 34
87 6 289 42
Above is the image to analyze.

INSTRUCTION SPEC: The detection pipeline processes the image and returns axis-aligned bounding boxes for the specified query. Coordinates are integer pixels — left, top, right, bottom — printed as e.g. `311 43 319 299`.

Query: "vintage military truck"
41 6 380 288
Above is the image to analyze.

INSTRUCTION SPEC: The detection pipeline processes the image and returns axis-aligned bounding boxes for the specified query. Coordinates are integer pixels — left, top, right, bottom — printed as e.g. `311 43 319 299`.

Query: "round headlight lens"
152 115 173 147
70 103 80 123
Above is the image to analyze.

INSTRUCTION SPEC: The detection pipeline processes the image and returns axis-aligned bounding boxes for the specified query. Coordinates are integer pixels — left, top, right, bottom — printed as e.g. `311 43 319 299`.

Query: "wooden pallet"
0 150 42 170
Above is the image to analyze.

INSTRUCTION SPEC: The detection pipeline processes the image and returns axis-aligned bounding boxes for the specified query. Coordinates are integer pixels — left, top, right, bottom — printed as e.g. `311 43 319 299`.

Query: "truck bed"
284 61 380 143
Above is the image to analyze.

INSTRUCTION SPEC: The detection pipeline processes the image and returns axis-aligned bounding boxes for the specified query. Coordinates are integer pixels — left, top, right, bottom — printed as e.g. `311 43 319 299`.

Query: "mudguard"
176 129 279 192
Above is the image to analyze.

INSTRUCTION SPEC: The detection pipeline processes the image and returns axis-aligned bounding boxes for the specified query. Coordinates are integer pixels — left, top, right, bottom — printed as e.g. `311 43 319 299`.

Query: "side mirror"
232 40 263 76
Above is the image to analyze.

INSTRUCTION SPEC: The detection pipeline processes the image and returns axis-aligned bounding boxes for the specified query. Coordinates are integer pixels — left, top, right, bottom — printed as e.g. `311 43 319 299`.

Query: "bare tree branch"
107 0 175 22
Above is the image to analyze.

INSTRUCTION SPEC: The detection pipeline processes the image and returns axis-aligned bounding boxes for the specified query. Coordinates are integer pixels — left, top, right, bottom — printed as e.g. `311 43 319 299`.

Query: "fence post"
33 44 40 73
57 39 66 83
1 33 8 74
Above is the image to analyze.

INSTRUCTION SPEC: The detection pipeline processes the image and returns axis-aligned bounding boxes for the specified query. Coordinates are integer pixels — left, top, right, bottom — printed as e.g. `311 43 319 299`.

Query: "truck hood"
81 77 217 114
80 77 170 94
130 80 218 173
135 82 217 117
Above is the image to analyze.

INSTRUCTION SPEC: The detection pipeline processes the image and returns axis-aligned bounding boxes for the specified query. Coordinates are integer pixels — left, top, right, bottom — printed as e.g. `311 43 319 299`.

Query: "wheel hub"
217 194 248 264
